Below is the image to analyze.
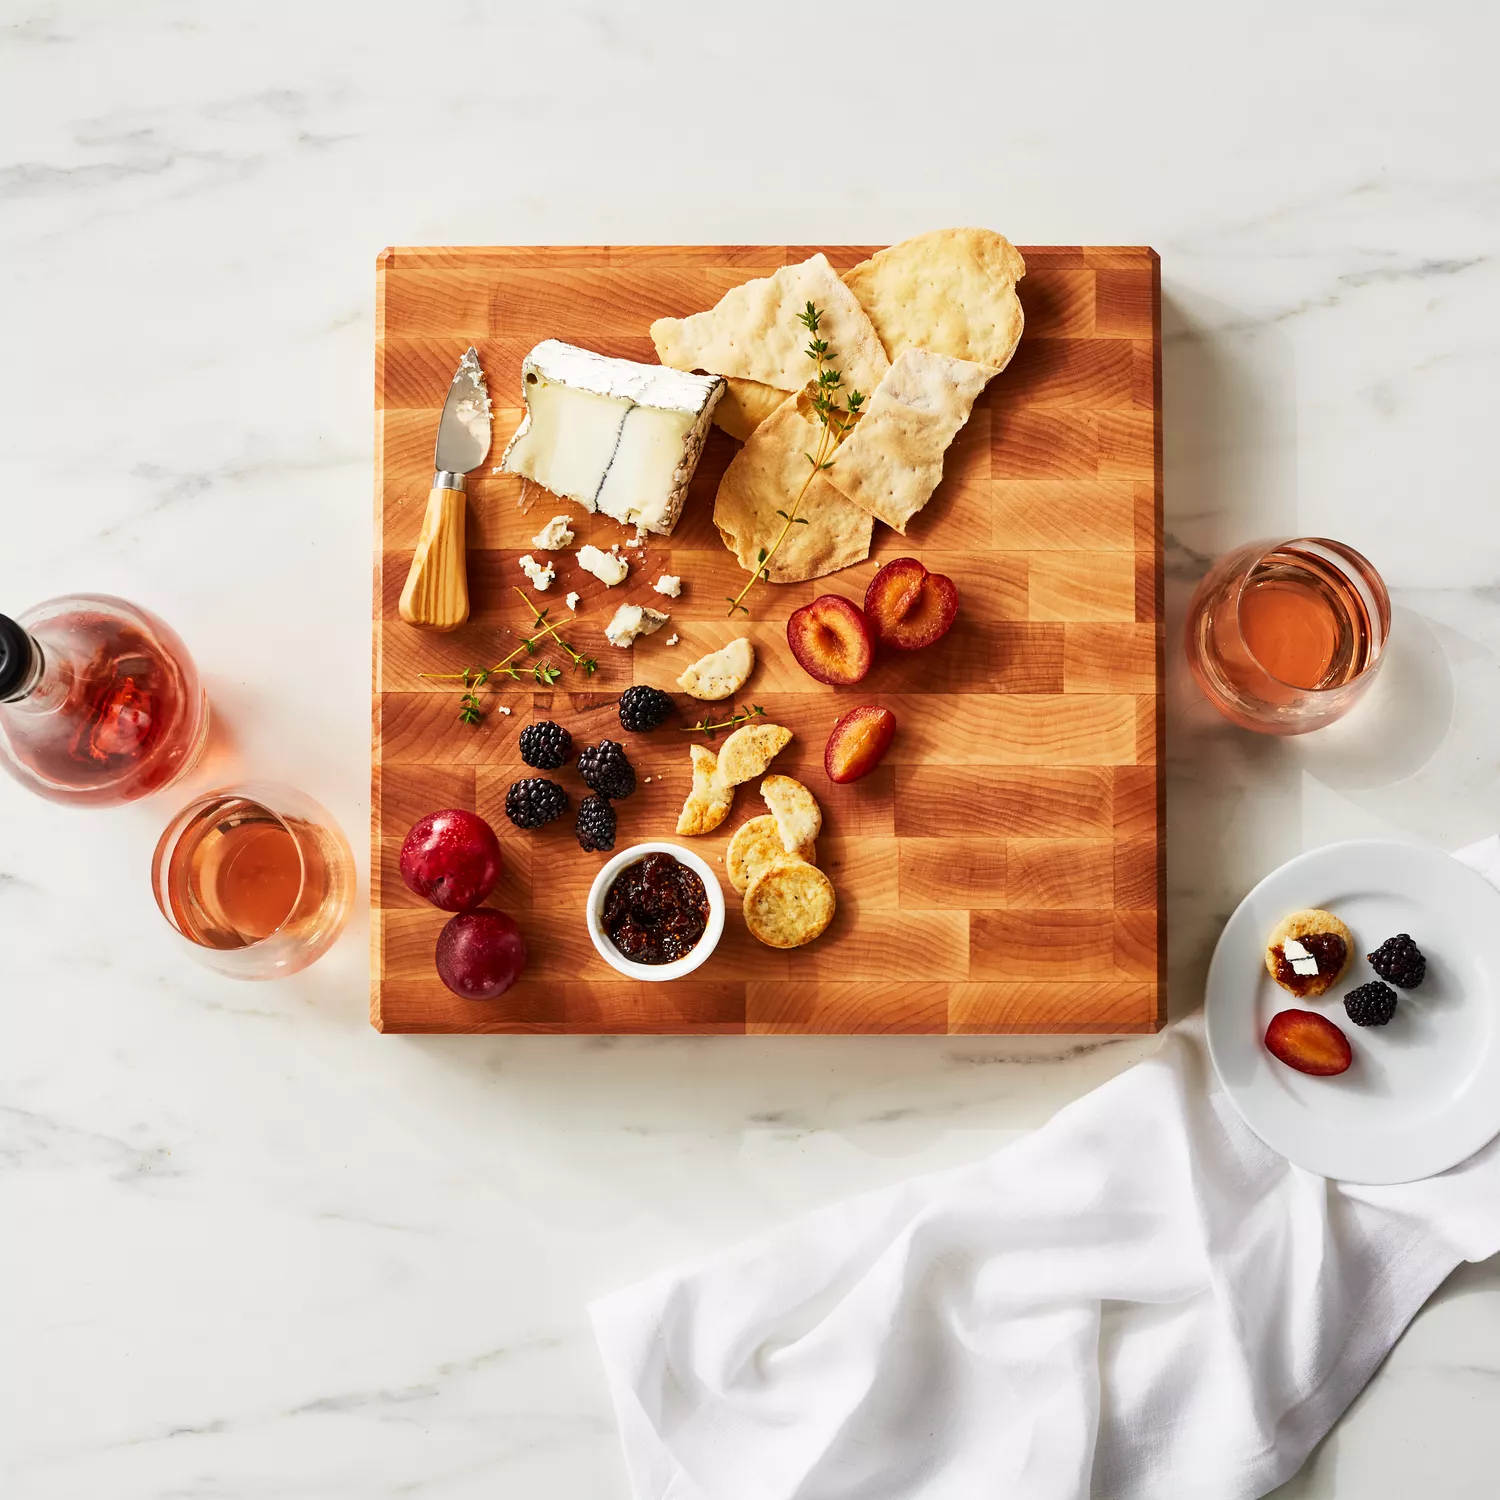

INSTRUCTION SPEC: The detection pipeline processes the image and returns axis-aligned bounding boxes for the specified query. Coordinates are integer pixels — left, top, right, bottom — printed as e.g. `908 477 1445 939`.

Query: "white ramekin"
586 840 725 981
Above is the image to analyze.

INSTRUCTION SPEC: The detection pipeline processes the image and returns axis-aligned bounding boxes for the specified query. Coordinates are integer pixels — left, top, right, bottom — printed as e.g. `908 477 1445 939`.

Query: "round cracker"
743 862 836 949
727 814 815 895
1264 907 1353 997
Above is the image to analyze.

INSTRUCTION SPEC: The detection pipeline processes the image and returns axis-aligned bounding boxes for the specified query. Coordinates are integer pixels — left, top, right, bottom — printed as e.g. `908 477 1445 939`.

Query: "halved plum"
1264 1009 1352 1076
786 594 874 686
864 557 959 651
825 705 897 784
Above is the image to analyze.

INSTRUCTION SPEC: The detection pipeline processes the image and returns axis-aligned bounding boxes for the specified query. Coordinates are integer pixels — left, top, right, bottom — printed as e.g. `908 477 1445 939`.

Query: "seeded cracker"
651 254 890 396
715 722 793 787
843 228 1026 371
744 863 837 949
727 815 816 895
824 348 993 533
714 399 874 584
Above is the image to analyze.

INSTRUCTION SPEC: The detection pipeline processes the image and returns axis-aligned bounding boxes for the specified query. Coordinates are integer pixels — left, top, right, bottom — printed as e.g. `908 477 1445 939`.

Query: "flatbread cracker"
715 722 792 787
744 862 836 949
844 228 1025 372
824 348 993 533
651 254 890 396
727 815 815 895
675 744 734 836
759 775 822 852
712 377 788 441
714 398 874 584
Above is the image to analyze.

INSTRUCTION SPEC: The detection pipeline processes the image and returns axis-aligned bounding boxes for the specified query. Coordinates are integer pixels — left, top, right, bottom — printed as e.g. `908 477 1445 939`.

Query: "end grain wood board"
373 244 1164 1035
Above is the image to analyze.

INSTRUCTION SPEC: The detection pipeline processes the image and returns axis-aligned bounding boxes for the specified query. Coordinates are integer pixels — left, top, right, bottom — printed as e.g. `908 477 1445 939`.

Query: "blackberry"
504 777 568 830
577 739 636 799
518 719 573 770
1368 933 1426 989
1344 980 1398 1028
575 793 617 852
618 685 675 733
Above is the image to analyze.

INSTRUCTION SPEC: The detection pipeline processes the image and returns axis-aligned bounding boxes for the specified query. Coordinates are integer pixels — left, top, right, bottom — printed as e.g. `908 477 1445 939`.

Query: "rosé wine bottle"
0 594 209 807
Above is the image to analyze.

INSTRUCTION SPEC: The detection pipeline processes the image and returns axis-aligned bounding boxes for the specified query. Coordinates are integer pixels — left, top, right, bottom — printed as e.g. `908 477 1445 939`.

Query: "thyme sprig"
679 703 767 741
726 302 864 618
421 587 594 724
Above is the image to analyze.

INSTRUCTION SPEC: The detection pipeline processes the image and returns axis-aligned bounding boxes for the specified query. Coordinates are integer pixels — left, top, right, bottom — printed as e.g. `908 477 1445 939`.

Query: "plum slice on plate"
1264 1009 1352 1076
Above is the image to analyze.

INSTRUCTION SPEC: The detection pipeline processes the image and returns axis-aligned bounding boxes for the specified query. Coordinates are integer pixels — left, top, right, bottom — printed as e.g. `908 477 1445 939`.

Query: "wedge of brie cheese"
500 340 725 536
604 603 670 649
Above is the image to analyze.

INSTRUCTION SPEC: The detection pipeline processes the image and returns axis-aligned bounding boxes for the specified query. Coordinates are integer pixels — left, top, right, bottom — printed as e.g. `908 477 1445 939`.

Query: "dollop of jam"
1273 931 1346 996
603 851 710 965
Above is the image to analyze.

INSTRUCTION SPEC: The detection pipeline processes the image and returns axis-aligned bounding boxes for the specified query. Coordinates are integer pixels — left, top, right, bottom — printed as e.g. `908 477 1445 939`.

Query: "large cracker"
651 254 890 396
715 722 792 787
759 774 823 853
712 377 788 441
844 228 1026 371
726 815 815 895
675 744 734 836
714 398 873 584
823 348 993 533
743 862 836 949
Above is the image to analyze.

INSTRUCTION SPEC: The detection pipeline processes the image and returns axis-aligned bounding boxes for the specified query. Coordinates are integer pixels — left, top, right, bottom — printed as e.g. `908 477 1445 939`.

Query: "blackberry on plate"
577 739 636 799
575 793 617 852
504 777 568 830
1368 933 1426 989
1344 980 1398 1028
518 719 572 770
618 685 675 733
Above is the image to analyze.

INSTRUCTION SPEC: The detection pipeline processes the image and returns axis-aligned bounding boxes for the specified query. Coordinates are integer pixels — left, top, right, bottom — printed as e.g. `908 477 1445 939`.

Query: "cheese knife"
398 347 492 631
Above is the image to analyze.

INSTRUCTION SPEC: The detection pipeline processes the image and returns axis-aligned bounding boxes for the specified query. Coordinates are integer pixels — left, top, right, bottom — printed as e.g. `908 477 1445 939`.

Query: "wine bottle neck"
0 620 67 712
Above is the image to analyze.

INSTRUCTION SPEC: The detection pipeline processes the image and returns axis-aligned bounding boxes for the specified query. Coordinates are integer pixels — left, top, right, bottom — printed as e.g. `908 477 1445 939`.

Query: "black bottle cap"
0 614 33 702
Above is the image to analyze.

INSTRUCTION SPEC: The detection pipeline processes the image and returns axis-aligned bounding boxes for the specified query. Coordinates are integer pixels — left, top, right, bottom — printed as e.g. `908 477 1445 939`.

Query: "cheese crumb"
604 603 670 649
653 574 682 599
530 514 575 551
519 554 555 591
497 706 512 716
577 544 629 587
564 591 581 611
665 633 679 646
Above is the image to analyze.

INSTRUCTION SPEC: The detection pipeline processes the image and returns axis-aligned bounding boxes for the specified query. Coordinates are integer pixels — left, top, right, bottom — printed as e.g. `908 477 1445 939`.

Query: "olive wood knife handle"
398 484 469 631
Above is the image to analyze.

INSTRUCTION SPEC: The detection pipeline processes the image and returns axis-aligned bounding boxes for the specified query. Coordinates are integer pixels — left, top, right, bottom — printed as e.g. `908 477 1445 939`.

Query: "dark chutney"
603 851 710 965
1273 931 1347 996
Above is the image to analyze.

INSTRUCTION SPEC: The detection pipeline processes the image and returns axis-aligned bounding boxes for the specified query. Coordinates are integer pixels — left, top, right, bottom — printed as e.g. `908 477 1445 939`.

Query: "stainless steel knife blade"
433 347 492 479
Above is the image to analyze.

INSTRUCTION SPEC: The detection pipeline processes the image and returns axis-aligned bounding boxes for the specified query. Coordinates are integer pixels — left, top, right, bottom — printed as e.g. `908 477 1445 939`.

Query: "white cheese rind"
499 339 724 536
604 604 670 649
576 544 629 587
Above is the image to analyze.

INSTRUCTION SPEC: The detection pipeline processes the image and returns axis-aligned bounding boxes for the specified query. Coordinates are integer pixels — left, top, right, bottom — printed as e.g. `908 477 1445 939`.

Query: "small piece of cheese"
518 554 555 591
605 604 670 649
653 574 682 598
576 544 628 587
1283 938 1310 960
530 514 575 550
665 633 679 646
499 340 724 536
1282 937 1321 976
564 591 581 611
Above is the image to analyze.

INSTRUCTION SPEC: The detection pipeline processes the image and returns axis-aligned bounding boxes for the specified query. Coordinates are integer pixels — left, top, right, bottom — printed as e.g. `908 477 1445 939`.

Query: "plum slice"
1264 1009 1352 1076
825 705 897 784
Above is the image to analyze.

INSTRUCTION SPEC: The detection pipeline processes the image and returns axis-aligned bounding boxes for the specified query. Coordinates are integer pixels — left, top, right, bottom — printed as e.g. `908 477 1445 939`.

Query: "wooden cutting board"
372 244 1164 1034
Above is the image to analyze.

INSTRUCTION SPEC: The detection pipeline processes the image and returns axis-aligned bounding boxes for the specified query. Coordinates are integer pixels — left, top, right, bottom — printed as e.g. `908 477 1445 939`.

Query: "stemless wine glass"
1185 537 1390 734
151 781 354 979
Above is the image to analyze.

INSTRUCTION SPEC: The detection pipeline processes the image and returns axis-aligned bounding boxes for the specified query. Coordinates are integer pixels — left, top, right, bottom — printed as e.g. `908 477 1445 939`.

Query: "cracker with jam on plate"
1265 908 1353 999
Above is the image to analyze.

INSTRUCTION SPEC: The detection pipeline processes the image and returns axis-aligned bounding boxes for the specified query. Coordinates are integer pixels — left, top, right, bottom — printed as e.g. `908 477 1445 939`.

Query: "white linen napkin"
591 838 1500 1500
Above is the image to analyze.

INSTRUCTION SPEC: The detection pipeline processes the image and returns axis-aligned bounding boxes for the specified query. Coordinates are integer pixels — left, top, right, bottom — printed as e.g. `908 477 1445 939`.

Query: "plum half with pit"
435 910 527 1000
399 808 502 913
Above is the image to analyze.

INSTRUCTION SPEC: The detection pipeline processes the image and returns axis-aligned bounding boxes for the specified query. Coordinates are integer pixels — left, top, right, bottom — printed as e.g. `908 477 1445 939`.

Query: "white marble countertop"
3 3 1498 1495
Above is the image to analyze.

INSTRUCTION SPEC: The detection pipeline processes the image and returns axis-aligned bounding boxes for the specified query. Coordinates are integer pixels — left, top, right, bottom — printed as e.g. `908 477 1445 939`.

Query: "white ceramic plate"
1205 839 1500 1184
